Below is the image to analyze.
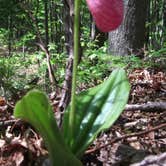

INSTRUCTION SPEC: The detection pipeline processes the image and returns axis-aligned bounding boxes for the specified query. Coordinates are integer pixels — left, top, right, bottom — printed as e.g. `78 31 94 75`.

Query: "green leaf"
62 69 130 157
14 90 82 166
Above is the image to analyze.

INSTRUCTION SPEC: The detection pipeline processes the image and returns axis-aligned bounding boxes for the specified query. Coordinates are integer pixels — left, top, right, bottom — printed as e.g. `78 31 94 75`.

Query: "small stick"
125 102 166 112
0 119 20 127
85 123 166 154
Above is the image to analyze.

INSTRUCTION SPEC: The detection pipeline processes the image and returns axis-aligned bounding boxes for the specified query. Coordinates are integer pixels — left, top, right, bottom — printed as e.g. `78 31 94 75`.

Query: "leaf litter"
0 68 165 166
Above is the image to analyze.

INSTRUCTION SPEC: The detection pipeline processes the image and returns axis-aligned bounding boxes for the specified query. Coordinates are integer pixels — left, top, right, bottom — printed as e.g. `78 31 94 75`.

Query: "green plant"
14 0 130 165
0 56 28 97
14 69 130 165
0 53 41 98
145 48 166 69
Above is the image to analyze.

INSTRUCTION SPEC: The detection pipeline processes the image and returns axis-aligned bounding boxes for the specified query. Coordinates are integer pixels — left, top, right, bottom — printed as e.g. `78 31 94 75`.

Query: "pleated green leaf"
14 90 82 166
62 69 130 157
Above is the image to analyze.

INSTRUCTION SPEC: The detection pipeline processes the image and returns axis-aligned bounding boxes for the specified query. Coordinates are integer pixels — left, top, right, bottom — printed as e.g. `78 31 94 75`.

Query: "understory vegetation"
0 44 165 99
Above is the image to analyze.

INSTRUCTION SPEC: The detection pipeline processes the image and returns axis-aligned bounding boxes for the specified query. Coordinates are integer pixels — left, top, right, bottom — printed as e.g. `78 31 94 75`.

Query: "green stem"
70 0 81 137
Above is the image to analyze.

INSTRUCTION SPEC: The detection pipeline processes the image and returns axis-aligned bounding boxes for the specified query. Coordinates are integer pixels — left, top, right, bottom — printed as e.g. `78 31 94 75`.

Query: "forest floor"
0 68 166 166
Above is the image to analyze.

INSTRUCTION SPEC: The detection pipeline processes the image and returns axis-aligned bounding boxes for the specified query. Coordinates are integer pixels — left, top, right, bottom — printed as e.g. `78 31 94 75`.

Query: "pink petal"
86 0 124 32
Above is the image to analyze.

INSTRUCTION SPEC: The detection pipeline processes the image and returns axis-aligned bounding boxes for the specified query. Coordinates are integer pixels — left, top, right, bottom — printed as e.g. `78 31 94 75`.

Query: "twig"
125 102 166 112
6 102 14 109
0 119 20 127
85 123 166 154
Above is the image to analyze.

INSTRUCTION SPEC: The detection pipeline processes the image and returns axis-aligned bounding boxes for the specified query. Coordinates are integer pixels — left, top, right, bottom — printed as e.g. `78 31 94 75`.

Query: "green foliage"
0 58 15 96
14 90 82 166
0 54 40 97
1 44 164 98
0 28 9 47
0 50 66 97
147 0 165 49
14 69 130 165
145 48 166 69
148 47 166 58
77 44 166 88
15 32 36 48
63 69 130 157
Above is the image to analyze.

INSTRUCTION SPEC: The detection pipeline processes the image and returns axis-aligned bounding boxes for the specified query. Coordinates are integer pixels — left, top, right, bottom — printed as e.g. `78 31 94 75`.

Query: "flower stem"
70 0 81 137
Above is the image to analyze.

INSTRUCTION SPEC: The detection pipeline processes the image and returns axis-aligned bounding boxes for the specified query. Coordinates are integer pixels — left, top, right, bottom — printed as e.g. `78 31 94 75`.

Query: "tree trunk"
108 0 148 56
49 0 54 43
8 15 12 56
44 0 49 49
90 17 107 48
164 0 166 26
163 0 166 45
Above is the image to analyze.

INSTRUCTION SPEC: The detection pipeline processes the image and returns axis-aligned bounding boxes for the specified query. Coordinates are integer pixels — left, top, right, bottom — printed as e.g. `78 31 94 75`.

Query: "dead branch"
57 0 74 116
58 0 82 116
0 119 20 128
131 152 166 166
85 123 166 154
58 56 73 113
125 102 166 112
36 42 57 86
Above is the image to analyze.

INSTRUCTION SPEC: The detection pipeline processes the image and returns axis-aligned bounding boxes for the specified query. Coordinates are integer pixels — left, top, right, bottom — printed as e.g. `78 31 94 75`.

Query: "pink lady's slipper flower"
86 0 124 32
